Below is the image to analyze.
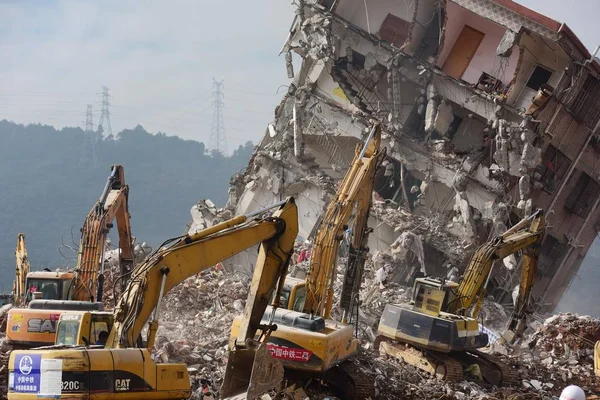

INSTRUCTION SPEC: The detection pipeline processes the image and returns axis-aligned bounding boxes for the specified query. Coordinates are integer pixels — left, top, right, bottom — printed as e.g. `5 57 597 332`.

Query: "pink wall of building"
437 1 520 86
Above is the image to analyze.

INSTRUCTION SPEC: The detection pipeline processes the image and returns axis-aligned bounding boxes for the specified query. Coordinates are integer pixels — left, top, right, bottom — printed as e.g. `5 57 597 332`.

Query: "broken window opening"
378 13 411 48
403 103 426 139
373 159 421 209
525 65 553 91
564 172 600 218
538 234 568 278
534 145 571 194
442 115 463 141
414 6 444 61
569 75 600 129
476 72 504 94
446 105 489 156
333 50 389 114
317 0 336 11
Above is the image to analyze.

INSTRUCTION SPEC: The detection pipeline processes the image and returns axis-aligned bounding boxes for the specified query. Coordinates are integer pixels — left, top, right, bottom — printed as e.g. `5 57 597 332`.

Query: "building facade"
227 0 600 313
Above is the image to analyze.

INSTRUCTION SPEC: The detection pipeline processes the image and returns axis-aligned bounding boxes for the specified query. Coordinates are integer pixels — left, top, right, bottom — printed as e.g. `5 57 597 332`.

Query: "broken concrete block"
434 100 454 137
523 379 543 390
426 83 438 100
494 138 509 171
525 198 533 216
455 191 475 236
521 143 542 169
497 30 519 57
424 100 438 133
519 174 531 200
521 128 536 143
503 254 517 270
391 232 426 274
364 52 377 70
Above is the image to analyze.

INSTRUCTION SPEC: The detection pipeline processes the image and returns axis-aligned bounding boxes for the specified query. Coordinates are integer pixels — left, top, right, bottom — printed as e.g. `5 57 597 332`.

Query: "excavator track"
375 335 520 387
341 359 376 399
375 335 463 382
468 349 520 386
319 359 375 399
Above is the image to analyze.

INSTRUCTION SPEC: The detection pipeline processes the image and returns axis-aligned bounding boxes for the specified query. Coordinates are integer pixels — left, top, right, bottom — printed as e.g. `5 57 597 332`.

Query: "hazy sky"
0 1 598 151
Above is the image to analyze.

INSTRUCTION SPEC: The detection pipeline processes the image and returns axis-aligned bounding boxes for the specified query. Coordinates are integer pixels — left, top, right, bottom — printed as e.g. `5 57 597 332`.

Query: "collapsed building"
217 0 600 314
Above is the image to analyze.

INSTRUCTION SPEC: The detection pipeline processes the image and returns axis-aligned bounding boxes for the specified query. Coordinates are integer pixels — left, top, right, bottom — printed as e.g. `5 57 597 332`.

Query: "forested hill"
0 120 254 291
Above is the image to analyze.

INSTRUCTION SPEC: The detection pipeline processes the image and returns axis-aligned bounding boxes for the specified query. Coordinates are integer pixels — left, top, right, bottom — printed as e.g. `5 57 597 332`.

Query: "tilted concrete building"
222 0 600 313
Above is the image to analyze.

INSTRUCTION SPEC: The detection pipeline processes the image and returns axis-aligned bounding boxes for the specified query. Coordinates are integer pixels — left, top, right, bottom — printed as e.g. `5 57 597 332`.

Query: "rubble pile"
371 201 472 266
0 339 9 400
346 349 552 400
153 268 251 396
528 313 600 358
507 313 600 393
157 268 249 344
0 305 12 400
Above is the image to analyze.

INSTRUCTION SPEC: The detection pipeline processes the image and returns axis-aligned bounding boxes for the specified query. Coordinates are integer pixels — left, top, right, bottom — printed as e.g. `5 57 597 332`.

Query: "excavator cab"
411 277 459 316
274 277 307 312
23 271 74 302
55 311 114 346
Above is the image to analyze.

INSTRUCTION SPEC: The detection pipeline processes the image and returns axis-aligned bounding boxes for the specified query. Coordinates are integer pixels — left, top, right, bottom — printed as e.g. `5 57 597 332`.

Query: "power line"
227 88 280 97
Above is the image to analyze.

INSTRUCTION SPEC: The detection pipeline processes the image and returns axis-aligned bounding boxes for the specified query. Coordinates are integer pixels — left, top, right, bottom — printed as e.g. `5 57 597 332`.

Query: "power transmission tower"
80 104 97 167
85 104 94 132
209 79 228 156
97 86 112 138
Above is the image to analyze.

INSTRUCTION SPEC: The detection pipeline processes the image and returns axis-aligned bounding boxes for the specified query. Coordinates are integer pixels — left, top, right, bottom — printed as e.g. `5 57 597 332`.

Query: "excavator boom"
109 197 298 350
451 209 545 318
8 198 298 400
74 164 134 302
13 234 30 306
304 122 383 319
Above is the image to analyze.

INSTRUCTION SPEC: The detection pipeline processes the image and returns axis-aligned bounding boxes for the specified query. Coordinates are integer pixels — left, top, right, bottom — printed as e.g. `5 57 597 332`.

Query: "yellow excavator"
13 234 31 307
11 233 74 308
595 341 600 377
8 197 298 399
375 209 545 385
226 122 385 399
6 165 135 348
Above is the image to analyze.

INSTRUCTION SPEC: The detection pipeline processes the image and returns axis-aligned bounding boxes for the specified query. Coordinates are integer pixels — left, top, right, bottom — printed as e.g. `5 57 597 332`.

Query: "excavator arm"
501 211 545 343
107 197 298 350
304 122 383 319
339 139 384 322
72 165 134 303
13 234 30 306
449 209 545 318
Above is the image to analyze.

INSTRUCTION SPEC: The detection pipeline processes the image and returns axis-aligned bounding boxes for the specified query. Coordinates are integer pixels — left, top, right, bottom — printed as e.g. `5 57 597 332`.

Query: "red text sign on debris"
267 344 312 362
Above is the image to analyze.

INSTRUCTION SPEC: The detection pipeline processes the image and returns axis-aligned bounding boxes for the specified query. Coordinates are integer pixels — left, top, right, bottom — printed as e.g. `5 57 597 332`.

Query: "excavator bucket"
221 343 284 399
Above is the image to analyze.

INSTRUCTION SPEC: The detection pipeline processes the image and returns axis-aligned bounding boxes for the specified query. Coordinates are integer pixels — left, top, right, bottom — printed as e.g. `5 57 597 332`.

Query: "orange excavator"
74 164 134 303
6 165 135 348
